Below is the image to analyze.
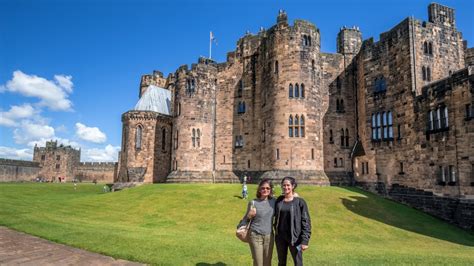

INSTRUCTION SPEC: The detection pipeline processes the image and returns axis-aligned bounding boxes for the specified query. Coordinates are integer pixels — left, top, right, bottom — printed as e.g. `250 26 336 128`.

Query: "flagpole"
209 31 212 59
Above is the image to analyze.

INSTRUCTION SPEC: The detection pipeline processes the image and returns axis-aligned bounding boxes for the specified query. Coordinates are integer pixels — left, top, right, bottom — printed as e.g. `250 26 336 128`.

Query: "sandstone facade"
118 4 473 200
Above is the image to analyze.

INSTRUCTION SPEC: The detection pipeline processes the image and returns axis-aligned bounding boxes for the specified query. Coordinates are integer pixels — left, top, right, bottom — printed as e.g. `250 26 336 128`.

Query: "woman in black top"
274 177 311 266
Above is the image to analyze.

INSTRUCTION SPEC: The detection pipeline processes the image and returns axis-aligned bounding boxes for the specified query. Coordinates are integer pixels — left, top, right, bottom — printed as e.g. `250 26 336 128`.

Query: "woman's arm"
299 198 312 246
237 201 253 228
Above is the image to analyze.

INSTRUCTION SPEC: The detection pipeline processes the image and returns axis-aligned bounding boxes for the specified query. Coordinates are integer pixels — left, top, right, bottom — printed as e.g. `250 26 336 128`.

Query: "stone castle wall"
74 162 117 183
33 142 80 181
0 159 41 182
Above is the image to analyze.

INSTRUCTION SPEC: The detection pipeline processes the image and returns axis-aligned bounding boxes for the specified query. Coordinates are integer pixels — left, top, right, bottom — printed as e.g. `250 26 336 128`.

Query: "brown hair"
256 178 274 199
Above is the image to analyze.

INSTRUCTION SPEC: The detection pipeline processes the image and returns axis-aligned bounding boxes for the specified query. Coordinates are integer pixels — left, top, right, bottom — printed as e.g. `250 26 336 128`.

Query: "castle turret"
337 26 362 58
428 3 455 28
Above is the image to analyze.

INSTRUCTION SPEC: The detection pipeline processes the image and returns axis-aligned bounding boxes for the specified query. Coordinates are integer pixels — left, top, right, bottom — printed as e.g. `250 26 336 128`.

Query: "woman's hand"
247 206 256 219
301 244 309 251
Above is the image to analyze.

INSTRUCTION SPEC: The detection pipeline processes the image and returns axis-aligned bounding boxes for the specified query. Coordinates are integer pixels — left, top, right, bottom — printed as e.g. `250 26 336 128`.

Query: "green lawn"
0 183 473 265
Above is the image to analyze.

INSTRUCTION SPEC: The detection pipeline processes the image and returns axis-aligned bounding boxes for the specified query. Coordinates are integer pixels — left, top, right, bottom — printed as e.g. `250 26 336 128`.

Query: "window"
162 128 166 150
300 116 305 137
311 148 314 160
423 41 428 54
312 60 315 71
438 166 446 185
337 99 344 112
424 41 433 55
466 104 473 119
55 164 60 170
340 128 345 147
334 158 338 168
374 76 387 93
235 135 244 148
372 111 393 141
248 160 251 168
329 129 334 143
428 106 449 132
192 129 196 147
428 42 433 55
427 67 431 81
56 155 60 161
294 115 299 137
276 149 280 160
238 101 246 114
41 155 45 160
275 61 279 74
174 130 179 149
448 165 456 185
361 162 369 175
262 121 266 143
377 113 381 140
295 84 299 98
422 66 427 81
186 78 196 95
289 84 293 98
238 80 243 97
197 129 201 147
399 162 404 174
300 84 305 98
397 124 402 140
135 125 142 150
289 115 293 137
339 158 344 168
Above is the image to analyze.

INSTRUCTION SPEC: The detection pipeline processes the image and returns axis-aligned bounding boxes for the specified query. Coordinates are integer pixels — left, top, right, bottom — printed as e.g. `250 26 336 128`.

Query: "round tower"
262 11 327 183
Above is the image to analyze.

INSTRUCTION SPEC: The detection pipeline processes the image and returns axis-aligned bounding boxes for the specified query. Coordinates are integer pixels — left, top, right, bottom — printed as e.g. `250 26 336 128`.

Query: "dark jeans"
275 235 303 266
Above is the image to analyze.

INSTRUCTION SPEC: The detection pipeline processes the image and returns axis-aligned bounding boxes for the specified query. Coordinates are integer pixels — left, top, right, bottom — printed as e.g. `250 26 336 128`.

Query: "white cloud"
54 75 73 93
0 104 37 127
13 121 55 145
2 70 73 111
0 146 33 160
83 144 120 162
75 122 107 143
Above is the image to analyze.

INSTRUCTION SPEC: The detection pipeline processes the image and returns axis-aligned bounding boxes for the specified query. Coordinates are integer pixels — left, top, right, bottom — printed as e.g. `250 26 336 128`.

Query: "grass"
0 183 473 265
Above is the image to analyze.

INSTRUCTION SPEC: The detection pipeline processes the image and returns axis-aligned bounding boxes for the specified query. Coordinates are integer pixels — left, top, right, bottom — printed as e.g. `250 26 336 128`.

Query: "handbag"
236 219 252 243
236 200 255 243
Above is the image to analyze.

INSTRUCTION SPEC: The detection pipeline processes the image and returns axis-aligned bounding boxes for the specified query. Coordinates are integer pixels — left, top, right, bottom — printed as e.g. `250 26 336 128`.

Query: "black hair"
281 176 297 191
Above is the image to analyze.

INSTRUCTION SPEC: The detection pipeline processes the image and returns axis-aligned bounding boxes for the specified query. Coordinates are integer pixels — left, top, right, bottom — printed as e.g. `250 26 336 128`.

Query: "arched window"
340 128 344 147
308 36 312 46
377 113 382 140
303 35 307 46
423 41 428 54
428 42 433 55
427 67 431 81
329 129 334 143
388 111 393 138
295 84 299 98
197 129 201 147
300 115 305 137
289 115 293 137
135 125 142 150
294 115 299 137
275 61 279 74
162 128 166 150
336 99 340 111
422 66 427 81
289 84 294 98
371 114 376 140
382 112 387 139
301 84 305 98
238 80 243 97
340 99 344 111
345 128 349 147
192 129 196 147
311 60 315 71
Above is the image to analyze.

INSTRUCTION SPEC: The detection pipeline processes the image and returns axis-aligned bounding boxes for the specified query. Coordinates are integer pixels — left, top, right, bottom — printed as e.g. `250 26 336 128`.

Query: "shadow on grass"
234 195 243 199
340 187 474 246
196 263 227 266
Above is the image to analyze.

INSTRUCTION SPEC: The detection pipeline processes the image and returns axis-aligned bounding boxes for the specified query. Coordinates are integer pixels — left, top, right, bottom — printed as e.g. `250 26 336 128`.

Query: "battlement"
0 158 40 167
428 2 455 28
78 162 117 168
34 140 79 152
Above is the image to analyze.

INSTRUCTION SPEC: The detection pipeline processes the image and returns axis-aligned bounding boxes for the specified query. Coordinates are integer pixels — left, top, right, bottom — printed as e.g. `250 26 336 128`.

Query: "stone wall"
0 159 41 182
33 141 80 182
74 162 117 183
466 47 474 66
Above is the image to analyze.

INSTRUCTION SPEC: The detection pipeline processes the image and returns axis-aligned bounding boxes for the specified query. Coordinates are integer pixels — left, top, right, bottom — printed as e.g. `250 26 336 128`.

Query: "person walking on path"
242 182 248 199
238 179 276 266
274 177 311 266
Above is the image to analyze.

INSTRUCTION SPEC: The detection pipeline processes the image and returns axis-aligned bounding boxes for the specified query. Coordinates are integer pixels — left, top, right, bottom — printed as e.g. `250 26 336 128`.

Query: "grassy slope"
0 183 473 265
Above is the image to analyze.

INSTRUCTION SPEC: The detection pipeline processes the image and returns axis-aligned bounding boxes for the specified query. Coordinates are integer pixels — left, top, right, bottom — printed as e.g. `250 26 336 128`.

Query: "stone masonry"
117 3 473 228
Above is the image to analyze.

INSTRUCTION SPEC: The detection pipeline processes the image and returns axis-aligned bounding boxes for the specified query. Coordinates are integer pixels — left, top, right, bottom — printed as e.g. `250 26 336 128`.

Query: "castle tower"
33 140 80 181
337 26 362 63
260 11 327 183
167 58 218 182
118 85 172 183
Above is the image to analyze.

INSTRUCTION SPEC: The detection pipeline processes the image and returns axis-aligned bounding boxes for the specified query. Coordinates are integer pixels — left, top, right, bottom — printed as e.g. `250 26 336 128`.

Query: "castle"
116 3 473 228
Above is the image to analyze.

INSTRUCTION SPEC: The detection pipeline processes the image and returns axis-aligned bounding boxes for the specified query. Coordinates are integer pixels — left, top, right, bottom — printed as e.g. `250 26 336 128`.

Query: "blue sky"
1 0 473 162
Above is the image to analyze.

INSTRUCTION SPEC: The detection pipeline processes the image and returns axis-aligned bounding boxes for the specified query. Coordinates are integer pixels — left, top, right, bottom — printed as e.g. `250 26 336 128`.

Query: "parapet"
428 3 455 28
0 158 40 167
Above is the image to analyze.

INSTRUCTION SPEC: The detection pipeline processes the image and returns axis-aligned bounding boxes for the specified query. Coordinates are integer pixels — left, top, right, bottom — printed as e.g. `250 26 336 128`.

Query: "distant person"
238 179 276 266
274 177 311 266
242 182 248 199
243 175 248 183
